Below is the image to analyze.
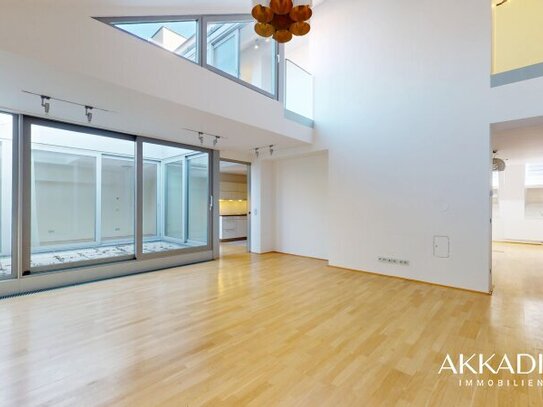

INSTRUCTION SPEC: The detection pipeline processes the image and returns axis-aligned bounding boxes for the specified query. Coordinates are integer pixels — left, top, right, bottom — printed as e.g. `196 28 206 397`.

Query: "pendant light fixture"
251 0 313 44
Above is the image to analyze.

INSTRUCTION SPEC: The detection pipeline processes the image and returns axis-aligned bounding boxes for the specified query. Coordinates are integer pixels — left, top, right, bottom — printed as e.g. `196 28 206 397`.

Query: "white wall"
8 0 543 292
279 0 494 292
493 164 543 242
274 152 328 259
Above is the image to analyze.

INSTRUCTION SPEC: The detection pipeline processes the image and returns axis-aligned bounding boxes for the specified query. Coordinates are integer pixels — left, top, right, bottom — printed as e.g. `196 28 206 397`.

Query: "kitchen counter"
219 216 248 240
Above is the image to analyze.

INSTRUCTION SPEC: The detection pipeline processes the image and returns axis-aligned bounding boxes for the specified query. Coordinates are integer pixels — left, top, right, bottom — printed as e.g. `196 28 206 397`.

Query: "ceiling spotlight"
255 148 260 158
213 136 220 147
41 95 51 114
85 106 93 123
254 39 260 50
269 145 274 156
198 132 204 146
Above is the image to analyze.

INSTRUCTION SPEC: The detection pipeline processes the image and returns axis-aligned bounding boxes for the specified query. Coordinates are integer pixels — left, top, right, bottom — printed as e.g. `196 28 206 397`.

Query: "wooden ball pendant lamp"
251 0 313 43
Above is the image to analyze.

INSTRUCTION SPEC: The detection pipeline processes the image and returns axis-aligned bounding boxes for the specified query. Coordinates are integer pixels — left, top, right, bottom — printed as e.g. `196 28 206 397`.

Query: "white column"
250 158 275 253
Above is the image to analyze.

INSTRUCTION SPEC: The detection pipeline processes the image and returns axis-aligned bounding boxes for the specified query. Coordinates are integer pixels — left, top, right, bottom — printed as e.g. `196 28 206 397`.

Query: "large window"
112 19 199 63
29 124 136 270
142 142 210 254
492 171 500 217
525 163 543 219
101 15 279 98
0 113 13 279
206 19 277 96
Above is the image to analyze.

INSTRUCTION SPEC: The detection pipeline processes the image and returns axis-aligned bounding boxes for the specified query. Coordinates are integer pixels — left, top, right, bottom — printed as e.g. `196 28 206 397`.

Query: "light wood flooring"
0 242 542 406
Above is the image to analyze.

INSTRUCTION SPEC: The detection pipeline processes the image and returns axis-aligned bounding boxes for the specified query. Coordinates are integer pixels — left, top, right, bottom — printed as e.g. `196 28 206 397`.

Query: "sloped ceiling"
4 0 325 15
0 1 314 153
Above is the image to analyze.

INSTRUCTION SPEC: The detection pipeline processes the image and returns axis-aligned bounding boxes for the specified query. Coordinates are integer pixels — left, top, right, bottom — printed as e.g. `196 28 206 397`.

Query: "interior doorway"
491 118 543 293
219 159 251 256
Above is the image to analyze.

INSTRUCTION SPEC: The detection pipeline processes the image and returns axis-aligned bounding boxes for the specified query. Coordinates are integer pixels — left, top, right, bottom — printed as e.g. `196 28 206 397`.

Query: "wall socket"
378 257 410 266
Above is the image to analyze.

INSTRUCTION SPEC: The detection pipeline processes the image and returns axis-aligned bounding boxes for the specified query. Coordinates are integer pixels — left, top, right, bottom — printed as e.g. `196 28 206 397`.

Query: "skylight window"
113 20 198 63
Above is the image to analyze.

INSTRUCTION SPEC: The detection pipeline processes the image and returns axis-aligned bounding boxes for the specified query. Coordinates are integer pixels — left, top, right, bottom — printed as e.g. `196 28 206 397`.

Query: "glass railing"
285 59 314 121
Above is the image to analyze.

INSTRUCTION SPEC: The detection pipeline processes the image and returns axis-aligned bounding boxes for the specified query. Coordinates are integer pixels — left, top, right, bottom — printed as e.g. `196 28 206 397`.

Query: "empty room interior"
1 0 543 405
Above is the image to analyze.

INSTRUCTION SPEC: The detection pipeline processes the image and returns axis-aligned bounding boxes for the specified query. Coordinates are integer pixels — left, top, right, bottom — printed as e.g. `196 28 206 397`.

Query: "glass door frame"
137 137 213 261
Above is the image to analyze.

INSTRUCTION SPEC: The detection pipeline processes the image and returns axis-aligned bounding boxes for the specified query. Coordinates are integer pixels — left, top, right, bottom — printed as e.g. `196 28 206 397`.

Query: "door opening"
491 117 543 294
219 159 251 256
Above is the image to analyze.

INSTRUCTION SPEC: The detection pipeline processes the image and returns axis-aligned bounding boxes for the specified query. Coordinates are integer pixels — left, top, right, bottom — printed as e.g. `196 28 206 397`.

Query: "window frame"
101 15 202 65
96 14 283 101
202 14 280 99
21 116 214 274
208 28 241 79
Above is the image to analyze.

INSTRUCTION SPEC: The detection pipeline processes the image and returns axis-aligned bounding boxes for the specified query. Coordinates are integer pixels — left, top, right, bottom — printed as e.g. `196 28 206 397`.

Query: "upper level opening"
492 0 543 86
98 14 314 125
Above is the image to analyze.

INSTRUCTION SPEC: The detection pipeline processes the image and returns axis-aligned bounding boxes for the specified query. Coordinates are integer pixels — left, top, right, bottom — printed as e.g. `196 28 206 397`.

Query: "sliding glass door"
0 114 216 296
142 141 211 255
27 122 136 271
18 118 213 275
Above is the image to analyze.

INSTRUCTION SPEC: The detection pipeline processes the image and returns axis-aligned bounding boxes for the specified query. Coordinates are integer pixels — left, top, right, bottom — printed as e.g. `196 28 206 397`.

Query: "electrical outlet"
378 257 410 266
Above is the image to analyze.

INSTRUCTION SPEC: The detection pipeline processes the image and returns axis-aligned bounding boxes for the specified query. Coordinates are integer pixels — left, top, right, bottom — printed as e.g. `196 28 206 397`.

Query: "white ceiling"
220 161 248 174
5 0 325 14
493 123 543 163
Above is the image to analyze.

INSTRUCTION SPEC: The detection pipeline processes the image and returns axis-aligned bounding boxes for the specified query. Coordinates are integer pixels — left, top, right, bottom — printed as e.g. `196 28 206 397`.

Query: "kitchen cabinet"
220 181 247 201
220 216 248 240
